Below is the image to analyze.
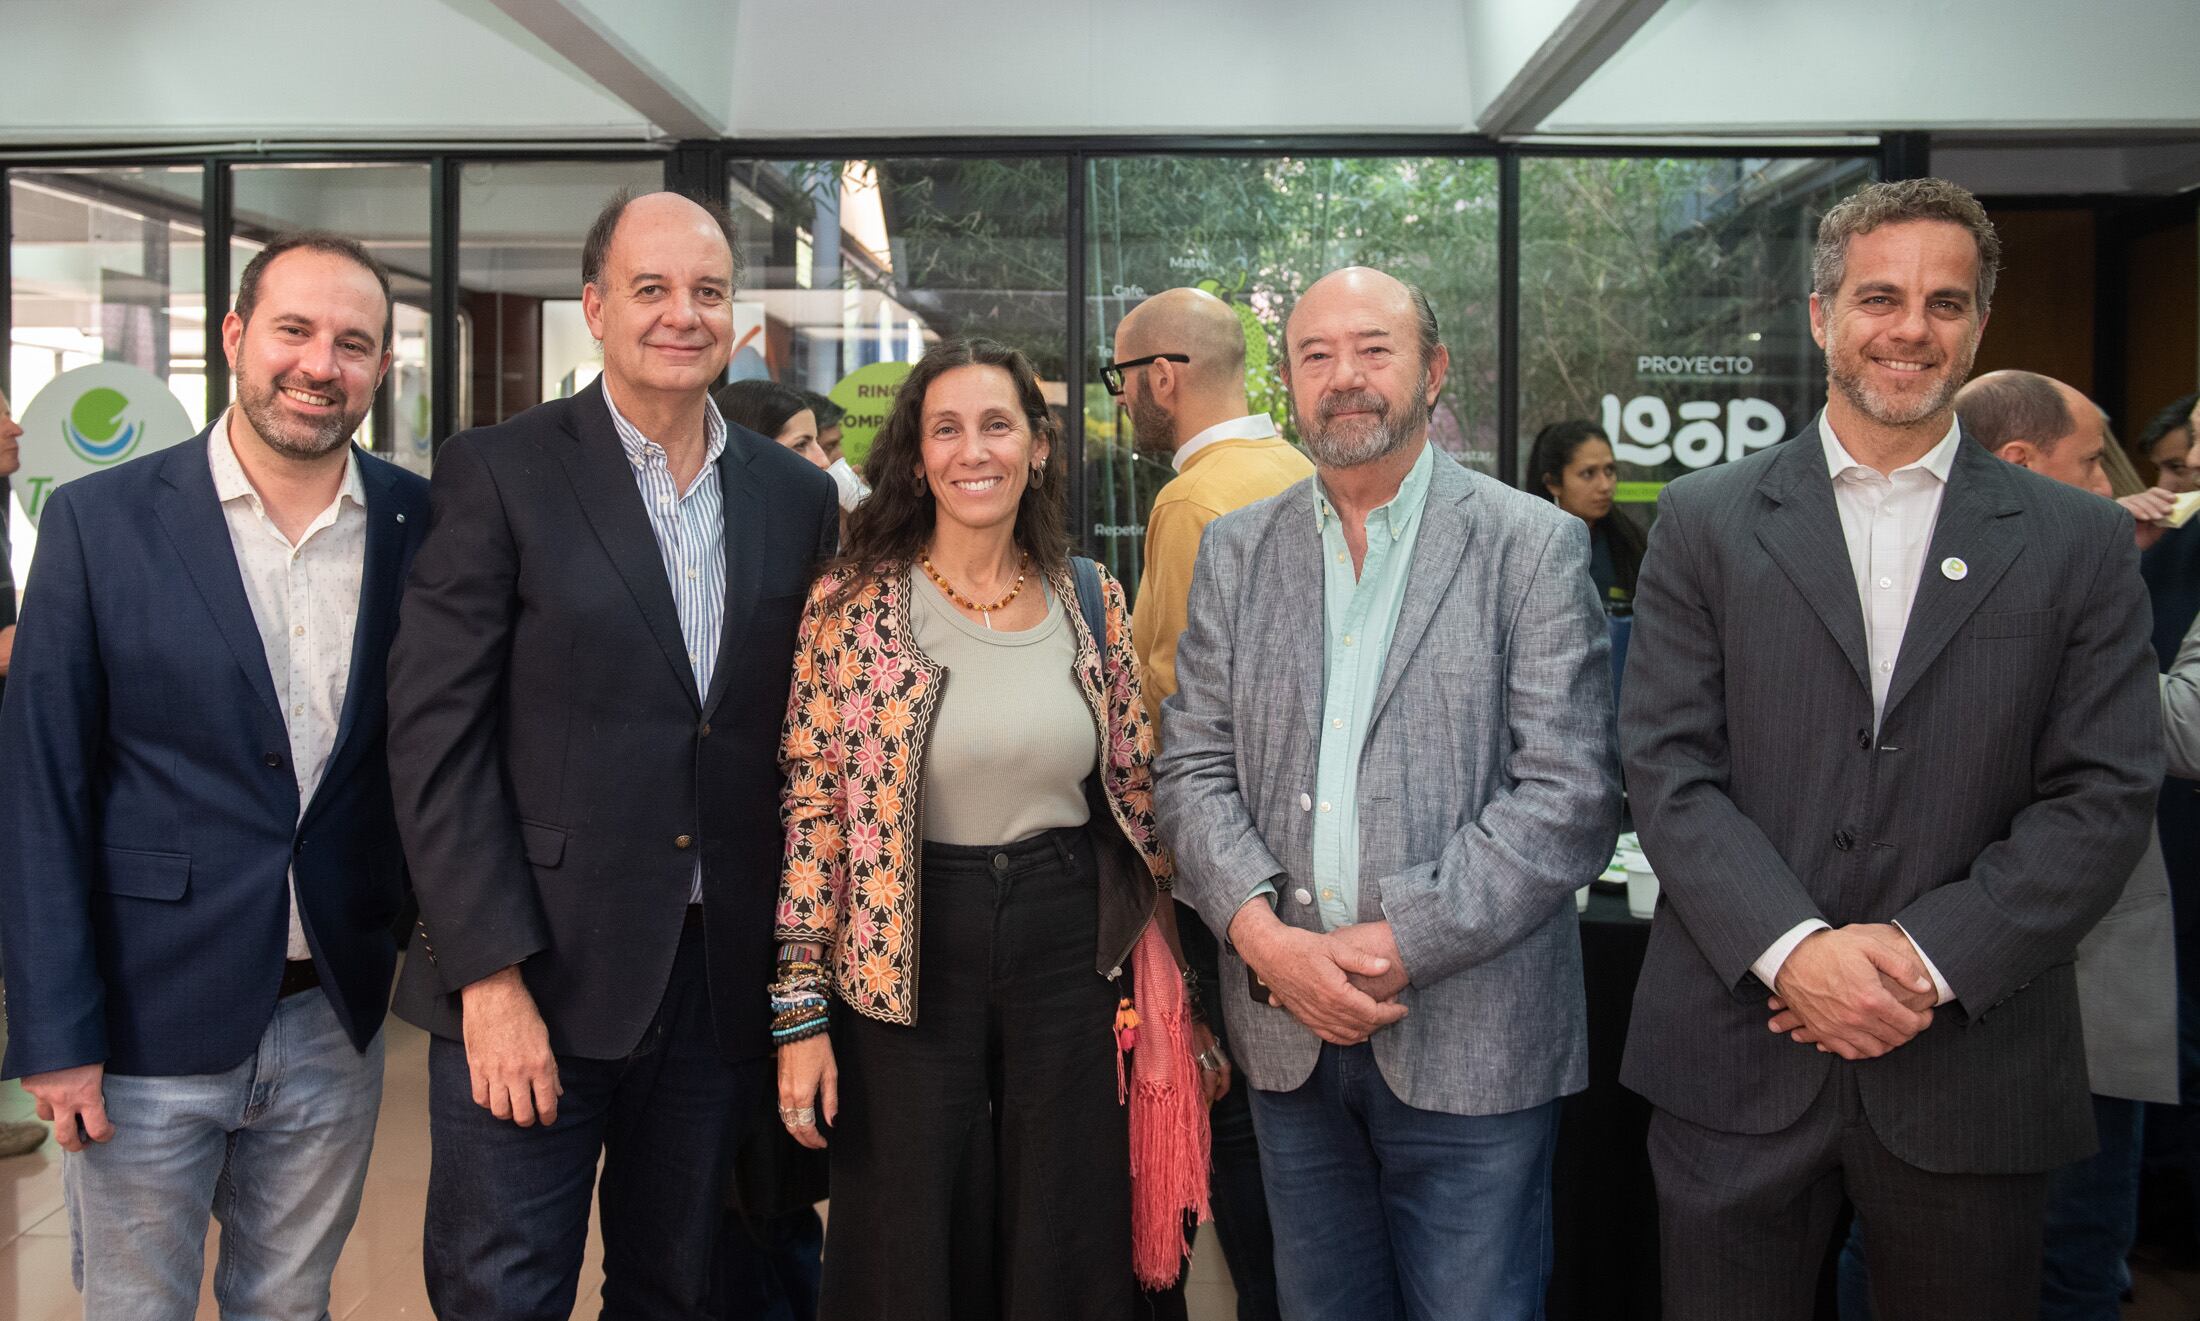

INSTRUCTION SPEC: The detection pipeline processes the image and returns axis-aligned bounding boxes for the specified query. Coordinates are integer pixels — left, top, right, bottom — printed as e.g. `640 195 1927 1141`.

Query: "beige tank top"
909 573 1098 845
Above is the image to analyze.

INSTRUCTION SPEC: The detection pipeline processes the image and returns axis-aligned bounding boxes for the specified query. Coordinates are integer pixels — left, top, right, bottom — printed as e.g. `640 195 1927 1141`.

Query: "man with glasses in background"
1113 286 1309 1321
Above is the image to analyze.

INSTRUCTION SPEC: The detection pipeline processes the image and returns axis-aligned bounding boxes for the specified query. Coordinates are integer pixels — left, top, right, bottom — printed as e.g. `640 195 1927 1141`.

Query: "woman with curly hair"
768 338 1207 1320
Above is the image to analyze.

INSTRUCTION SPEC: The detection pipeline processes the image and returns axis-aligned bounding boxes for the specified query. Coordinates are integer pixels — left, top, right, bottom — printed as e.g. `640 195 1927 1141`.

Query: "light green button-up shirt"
1250 442 1435 928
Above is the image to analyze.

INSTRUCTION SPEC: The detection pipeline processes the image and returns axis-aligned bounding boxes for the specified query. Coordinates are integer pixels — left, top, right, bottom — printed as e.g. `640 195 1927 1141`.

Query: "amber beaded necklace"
919 551 1029 629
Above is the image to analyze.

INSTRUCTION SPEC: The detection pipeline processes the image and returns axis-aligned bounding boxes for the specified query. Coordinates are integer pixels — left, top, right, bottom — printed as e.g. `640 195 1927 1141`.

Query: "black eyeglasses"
1100 353 1189 396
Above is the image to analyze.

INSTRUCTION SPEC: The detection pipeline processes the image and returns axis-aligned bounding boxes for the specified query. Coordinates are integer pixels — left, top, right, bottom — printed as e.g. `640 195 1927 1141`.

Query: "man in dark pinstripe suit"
1619 178 2162 1321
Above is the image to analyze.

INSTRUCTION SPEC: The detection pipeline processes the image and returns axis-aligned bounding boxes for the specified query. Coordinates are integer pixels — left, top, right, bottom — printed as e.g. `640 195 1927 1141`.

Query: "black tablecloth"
1550 887 1660 1320
1548 889 1845 1320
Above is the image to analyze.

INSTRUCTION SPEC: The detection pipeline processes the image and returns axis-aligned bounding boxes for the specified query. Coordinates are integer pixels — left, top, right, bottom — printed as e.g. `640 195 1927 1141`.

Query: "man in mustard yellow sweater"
1121 289 1316 728
1115 286 1310 1321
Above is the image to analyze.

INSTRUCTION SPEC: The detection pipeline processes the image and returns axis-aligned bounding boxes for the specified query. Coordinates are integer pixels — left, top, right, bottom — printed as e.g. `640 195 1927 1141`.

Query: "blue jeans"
62 987 383 1321
1247 1042 1561 1321
1838 1092 2143 1321
423 918 763 1321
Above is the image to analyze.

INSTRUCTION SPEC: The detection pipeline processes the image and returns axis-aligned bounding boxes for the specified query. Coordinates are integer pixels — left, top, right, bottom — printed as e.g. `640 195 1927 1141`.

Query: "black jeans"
423 915 764 1321
821 828 1134 1321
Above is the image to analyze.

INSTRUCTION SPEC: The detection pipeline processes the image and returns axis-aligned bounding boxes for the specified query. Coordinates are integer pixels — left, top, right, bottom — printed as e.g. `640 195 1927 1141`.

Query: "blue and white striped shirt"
603 384 728 903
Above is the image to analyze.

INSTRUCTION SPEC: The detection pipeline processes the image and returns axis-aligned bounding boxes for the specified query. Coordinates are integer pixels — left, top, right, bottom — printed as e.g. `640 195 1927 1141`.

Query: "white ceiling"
3 0 2197 192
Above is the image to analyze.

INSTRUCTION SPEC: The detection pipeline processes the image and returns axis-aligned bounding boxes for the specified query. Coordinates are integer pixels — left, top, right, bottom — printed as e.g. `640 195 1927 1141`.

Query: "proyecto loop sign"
17 363 197 524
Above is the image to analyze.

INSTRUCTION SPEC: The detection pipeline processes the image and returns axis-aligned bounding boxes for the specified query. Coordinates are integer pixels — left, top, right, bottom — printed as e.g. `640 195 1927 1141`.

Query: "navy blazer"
0 426 430 1079
386 381 838 1063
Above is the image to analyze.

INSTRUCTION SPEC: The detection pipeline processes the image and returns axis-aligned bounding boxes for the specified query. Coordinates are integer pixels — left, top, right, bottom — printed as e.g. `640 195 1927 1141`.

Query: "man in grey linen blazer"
1156 266 1620 1321
1620 179 2161 1321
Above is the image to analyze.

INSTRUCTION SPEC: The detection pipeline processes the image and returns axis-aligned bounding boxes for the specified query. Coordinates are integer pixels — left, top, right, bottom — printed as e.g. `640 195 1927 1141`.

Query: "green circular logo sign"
65 386 142 464
827 361 916 469
17 363 197 525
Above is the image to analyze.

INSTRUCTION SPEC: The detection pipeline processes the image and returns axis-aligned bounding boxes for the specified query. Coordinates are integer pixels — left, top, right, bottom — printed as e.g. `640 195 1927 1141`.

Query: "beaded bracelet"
772 1006 830 1045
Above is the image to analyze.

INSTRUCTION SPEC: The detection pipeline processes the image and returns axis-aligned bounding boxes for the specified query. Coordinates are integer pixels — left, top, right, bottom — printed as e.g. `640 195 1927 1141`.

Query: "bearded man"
1618 178 2161 1321
0 232 429 1318
1154 265 1621 1321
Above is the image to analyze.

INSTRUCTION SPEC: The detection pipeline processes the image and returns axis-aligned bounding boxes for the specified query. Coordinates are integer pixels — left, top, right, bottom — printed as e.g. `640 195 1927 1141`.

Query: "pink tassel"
1123 924 1212 1289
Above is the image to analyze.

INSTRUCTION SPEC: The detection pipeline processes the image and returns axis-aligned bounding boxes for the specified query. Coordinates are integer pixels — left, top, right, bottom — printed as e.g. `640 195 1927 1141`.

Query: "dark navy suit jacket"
387 381 837 1063
0 426 429 1079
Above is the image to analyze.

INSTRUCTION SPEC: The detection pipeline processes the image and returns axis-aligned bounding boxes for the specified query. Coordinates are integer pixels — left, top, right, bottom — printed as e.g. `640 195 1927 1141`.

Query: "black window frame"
1 133 1898 530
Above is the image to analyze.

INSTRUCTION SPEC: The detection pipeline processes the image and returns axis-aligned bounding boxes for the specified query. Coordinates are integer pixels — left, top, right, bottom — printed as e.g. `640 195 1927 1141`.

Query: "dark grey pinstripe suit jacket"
1619 426 2161 1175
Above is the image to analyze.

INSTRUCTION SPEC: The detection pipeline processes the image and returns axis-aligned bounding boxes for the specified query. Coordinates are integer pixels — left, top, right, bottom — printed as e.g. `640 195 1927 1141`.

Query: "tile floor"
9 1035 2200 1318
0 1018 1239 1319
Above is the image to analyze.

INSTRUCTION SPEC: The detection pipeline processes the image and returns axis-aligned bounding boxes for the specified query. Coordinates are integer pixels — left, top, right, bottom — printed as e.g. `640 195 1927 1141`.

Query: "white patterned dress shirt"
210 411 367 962
1751 412 1961 1005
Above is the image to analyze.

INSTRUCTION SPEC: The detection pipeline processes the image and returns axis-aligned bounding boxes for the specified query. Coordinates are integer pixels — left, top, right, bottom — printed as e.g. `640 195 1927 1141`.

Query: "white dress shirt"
1171 412 1279 473
210 411 367 962
827 456 869 512
1751 412 1960 1004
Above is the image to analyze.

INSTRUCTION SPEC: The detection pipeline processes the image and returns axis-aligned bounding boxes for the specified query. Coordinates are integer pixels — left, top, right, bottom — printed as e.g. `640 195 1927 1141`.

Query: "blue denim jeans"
1247 1042 1562 1321
1838 1092 2143 1321
62 987 384 1321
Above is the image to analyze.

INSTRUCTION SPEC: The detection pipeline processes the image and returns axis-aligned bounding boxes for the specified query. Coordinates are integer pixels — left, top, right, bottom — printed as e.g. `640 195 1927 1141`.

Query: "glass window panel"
8 165 207 582
1083 155 1500 595
9 165 207 428
230 162 433 472
724 157 1068 471
456 158 666 431
1517 156 1878 521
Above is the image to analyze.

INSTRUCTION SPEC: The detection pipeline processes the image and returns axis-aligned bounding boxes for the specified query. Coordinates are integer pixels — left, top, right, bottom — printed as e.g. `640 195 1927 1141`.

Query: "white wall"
724 0 1477 136
552 0 736 129
0 0 652 144
1546 0 2200 134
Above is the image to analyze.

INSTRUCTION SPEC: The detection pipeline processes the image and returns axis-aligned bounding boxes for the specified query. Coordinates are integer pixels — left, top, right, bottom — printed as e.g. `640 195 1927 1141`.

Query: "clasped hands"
1228 900 1410 1046
1764 923 1937 1061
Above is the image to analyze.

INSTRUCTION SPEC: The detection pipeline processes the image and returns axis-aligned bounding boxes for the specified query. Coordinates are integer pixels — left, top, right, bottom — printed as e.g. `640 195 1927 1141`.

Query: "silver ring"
779 1106 816 1127
1195 1048 1225 1073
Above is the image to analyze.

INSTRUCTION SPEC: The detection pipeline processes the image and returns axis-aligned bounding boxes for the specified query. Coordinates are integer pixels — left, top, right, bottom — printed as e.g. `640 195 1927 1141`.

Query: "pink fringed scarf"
1114 922 1212 1289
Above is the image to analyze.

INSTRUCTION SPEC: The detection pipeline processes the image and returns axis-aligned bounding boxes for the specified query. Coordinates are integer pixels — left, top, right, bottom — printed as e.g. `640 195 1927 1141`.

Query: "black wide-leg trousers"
820 827 1134 1321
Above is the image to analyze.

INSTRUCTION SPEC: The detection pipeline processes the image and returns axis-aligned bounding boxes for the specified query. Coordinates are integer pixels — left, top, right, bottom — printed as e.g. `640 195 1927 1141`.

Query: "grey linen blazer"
1154 447 1622 1117
1619 427 2162 1174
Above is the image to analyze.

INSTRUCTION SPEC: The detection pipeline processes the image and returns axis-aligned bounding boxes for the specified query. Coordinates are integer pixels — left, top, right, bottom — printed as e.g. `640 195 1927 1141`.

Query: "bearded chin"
1297 370 1433 468
1825 330 1975 430
239 381 359 459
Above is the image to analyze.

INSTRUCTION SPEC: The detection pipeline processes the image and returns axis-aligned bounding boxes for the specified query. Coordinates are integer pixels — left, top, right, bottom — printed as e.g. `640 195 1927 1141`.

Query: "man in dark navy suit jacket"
387 191 837 1319
0 232 429 1319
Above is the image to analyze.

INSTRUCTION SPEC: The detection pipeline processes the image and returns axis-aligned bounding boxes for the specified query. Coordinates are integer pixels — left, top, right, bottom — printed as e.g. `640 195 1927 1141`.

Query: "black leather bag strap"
1070 555 1106 673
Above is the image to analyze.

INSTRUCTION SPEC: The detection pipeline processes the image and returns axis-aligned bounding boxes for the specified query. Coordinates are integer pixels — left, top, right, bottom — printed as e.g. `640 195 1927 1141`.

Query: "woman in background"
1527 418 1645 613
2130 390 2199 494
715 378 826 468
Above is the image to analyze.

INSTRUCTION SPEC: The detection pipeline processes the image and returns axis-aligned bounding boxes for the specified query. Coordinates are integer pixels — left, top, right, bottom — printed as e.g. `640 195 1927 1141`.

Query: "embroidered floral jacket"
772 561 1173 1026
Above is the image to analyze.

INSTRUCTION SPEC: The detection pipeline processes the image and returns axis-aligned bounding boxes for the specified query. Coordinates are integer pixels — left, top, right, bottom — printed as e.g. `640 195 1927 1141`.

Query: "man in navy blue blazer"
0 232 429 1319
388 191 837 1320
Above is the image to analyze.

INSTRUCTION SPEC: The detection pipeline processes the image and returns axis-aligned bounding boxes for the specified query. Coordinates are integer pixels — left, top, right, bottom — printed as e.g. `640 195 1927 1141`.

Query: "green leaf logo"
63 386 143 463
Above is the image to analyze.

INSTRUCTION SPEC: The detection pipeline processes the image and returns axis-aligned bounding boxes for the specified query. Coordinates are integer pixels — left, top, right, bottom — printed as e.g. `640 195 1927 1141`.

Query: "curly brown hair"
1812 177 2001 312
837 338 1068 597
